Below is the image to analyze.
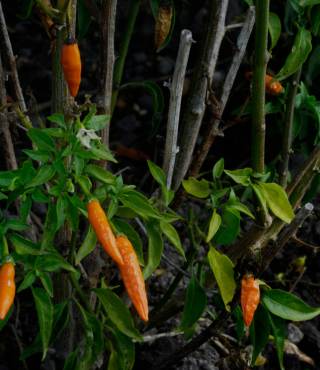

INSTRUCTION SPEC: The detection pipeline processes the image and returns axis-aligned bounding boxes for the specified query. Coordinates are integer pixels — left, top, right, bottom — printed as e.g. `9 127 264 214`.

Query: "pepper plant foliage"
0 106 183 367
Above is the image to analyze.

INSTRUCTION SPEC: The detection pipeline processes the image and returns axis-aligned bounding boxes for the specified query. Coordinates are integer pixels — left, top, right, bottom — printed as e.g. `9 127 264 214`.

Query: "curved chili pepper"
61 40 81 97
116 235 148 322
241 274 260 327
87 200 124 266
0 262 16 320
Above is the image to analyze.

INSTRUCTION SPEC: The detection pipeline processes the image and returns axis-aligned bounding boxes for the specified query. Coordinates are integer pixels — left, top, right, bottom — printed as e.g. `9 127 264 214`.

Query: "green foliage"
207 247 236 310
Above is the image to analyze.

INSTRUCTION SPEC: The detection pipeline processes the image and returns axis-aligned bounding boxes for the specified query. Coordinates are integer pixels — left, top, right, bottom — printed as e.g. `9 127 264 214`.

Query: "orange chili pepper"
61 40 81 97
0 262 15 320
245 72 284 96
116 235 149 322
241 274 260 327
265 74 284 95
87 200 124 266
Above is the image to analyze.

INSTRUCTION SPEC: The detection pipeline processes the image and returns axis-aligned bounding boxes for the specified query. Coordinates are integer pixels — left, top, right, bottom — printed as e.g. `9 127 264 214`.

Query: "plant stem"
251 0 269 173
111 0 141 114
279 68 302 187
97 0 118 147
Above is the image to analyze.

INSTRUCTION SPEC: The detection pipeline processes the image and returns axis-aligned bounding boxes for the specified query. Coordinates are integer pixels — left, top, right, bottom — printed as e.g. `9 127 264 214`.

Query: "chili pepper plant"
1 0 320 369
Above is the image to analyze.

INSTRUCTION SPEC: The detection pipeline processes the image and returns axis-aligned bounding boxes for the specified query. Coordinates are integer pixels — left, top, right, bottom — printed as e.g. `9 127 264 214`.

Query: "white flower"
76 128 100 149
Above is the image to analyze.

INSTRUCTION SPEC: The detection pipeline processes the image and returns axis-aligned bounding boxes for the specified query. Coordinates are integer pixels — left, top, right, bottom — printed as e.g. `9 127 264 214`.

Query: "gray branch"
163 29 193 189
172 0 229 190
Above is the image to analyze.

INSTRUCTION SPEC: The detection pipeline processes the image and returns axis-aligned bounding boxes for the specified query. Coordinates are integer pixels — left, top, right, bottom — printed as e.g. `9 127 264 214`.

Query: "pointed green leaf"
143 221 163 279
32 287 53 360
94 288 142 340
276 28 312 80
26 165 56 188
147 160 166 187
75 226 97 265
182 178 210 198
224 168 253 186
250 305 271 365
268 311 286 370
212 158 224 179
258 182 294 223
206 209 221 242
180 276 207 330
160 220 185 259
207 247 236 310
269 12 281 50
262 289 320 321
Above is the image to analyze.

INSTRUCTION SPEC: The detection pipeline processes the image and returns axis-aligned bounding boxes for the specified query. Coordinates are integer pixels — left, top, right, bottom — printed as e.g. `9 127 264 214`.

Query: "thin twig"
162 29 193 188
97 0 117 147
0 55 18 170
251 0 269 173
0 1 28 113
172 0 229 191
133 330 183 343
279 68 302 187
292 235 320 250
189 7 255 177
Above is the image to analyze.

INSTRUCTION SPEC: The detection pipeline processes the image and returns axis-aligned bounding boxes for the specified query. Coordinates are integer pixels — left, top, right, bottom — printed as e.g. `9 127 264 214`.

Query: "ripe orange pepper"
265 74 284 95
61 40 81 97
240 274 260 327
116 235 149 322
245 72 284 96
155 5 173 50
87 199 124 266
0 262 15 320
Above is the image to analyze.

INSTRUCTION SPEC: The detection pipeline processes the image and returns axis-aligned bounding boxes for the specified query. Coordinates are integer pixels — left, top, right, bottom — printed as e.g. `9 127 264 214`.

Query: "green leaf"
75 226 97 265
268 12 281 50
182 178 211 198
147 160 166 187
179 276 207 330
35 253 76 273
143 221 163 279
23 149 51 162
85 115 110 131
56 196 67 231
212 158 224 179
226 201 255 219
26 165 56 188
63 350 79 370
27 128 55 152
110 326 135 370
300 0 320 6
224 168 253 186
47 113 66 128
268 311 286 370
160 220 185 259
85 164 115 185
94 288 142 340
90 145 117 162
250 305 271 365
251 183 269 215
262 289 320 321
206 209 221 242
39 272 54 298
207 247 236 310
232 305 245 340
120 190 160 219
75 175 92 197
9 234 43 255
214 209 240 246
276 28 312 80
32 287 53 360
18 271 36 292
258 182 294 223
112 219 144 265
